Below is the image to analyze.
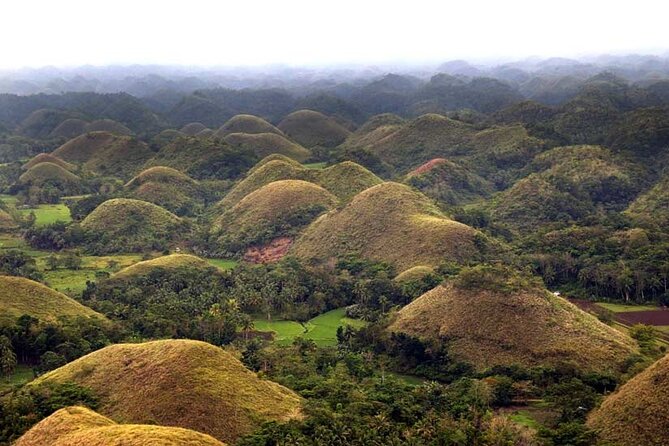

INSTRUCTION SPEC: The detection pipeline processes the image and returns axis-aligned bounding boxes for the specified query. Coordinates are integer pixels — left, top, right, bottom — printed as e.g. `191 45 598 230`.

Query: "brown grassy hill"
49 118 89 139
111 254 214 281
278 109 351 147
0 275 104 325
52 132 153 178
32 340 302 443
14 406 226 446
219 158 382 208
338 113 405 150
85 119 133 135
22 153 76 171
196 128 215 138
389 267 638 373
18 162 82 188
125 166 202 212
587 353 669 446
180 122 208 135
215 114 284 137
393 265 436 283
626 174 669 228
405 158 493 205
18 109 80 139
246 154 303 175
466 125 546 174
223 132 311 162
126 166 198 190
292 182 480 271
214 180 338 251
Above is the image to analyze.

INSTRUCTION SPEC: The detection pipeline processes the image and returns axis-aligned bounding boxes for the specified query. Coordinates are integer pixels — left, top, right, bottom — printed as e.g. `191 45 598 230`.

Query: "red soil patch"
408 158 447 176
243 237 293 263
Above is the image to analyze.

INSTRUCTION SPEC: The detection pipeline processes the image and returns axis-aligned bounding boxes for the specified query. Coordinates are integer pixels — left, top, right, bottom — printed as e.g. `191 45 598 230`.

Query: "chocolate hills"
52 131 153 178
31 340 302 443
277 109 351 147
223 132 311 162
0 275 104 325
125 166 202 213
48 118 89 139
81 198 184 253
180 122 208 135
292 182 482 271
219 157 382 208
389 266 638 373
587 353 669 446
215 114 283 137
18 162 82 190
626 174 669 228
22 153 76 171
214 179 338 252
110 254 215 281
14 406 226 446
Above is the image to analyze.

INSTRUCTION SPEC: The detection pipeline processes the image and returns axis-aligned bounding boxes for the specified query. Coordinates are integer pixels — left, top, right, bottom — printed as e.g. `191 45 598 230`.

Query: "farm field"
253 307 365 346
596 302 661 313
0 194 72 226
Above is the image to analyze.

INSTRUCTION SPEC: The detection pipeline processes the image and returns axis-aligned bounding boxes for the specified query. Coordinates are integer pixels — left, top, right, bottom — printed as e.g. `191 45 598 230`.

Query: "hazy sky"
2 0 668 68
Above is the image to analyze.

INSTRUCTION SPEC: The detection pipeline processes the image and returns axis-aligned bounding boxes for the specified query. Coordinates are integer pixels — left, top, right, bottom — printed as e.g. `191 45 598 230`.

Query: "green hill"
48 118 89 139
22 153 76 171
292 182 481 271
214 179 338 251
110 254 215 281
626 174 669 228
14 406 226 446
0 275 104 325
18 162 82 189
81 198 184 253
389 266 638 373
588 353 669 446
31 339 303 443
223 132 311 162
52 132 153 178
215 114 283 137
180 122 208 135
85 119 133 135
278 109 351 147
393 265 436 283
125 166 201 213
18 109 81 139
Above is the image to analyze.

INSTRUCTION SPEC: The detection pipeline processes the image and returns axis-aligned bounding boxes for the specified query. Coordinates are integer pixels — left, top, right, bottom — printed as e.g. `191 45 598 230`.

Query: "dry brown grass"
111 254 214 281
277 109 351 147
389 281 638 373
14 406 226 446
18 162 82 187
223 132 311 162
31 339 302 444
291 182 480 271
588 353 669 446
215 114 283 137
22 153 76 171
393 265 435 282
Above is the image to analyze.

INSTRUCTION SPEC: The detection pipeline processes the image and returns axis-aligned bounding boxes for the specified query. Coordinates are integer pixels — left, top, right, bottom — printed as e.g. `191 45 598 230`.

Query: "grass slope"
15 406 225 446
111 254 214 281
223 132 311 162
278 109 351 147
49 118 89 139
32 340 302 443
214 180 338 250
588 353 669 445
125 166 201 213
18 162 82 188
85 119 133 135
22 153 76 171
292 182 480 271
215 114 283 137
0 275 104 325
389 275 638 373
180 122 208 135
52 132 153 178
626 174 669 228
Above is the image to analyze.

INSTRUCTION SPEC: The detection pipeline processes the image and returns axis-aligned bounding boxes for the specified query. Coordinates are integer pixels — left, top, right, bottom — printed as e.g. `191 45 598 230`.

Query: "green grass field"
253 308 366 346
0 194 72 226
206 258 239 270
596 302 659 313
40 254 143 294
0 365 33 393
509 411 541 429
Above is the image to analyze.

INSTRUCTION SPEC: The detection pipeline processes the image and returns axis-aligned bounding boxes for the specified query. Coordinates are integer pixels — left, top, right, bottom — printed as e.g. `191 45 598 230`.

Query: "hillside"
85 119 133 135
292 182 481 271
215 114 283 137
81 198 183 252
32 340 303 443
389 267 638 373
52 131 153 178
405 158 493 205
339 113 405 150
626 174 669 227
587 353 669 446
111 254 215 281
18 109 80 139
18 162 82 189
125 166 202 213
22 153 76 171
277 109 351 147
214 179 338 252
219 158 382 208
0 275 104 325
223 132 311 162
180 122 208 135
14 406 226 446
48 118 88 139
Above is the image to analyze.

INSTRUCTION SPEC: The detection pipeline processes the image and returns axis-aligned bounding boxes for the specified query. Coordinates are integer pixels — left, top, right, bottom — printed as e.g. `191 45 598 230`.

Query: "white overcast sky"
1 0 668 68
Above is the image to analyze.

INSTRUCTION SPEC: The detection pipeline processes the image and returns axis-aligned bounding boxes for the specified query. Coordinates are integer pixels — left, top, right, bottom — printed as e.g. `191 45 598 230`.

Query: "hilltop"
0 275 104 325
214 179 338 252
32 339 302 443
215 114 283 137
223 132 311 162
48 118 89 139
125 166 202 213
339 113 405 150
81 198 184 253
180 122 208 135
85 119 133 135
588 353 669 445
110 254 215 281
219 157 382 208
14 406 226 446
389 266 638 373
22 153 76 171
292 182 481 271
277 109 351 147
18 162 82 188
52 131 153 178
